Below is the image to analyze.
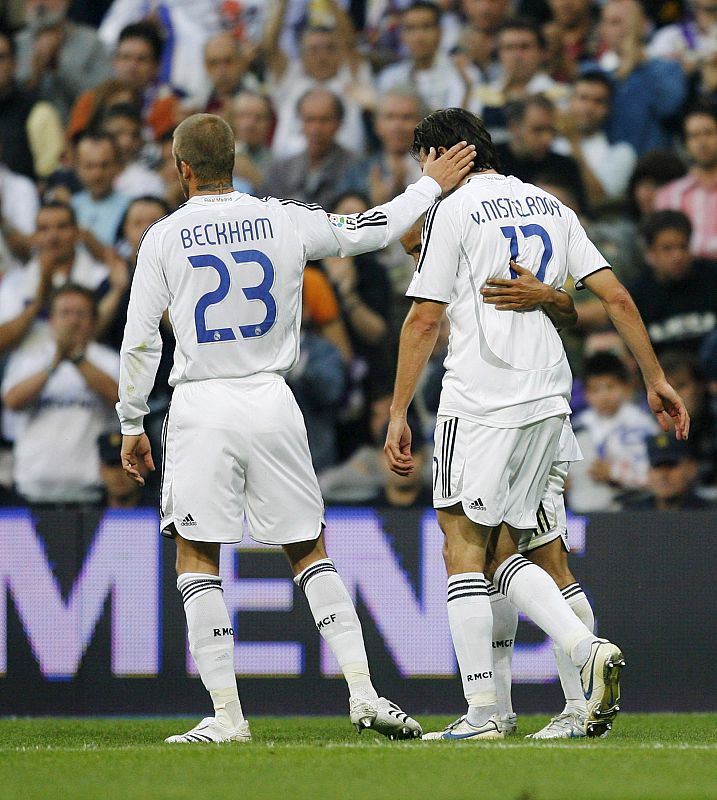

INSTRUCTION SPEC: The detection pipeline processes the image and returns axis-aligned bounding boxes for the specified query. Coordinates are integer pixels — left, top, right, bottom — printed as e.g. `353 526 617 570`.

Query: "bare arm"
0 259 54 354
385 299 446 475
582 268 690 439
262 0 289 79
75 356 119 406
318 317 353 364
480 261 578 328
3 361 58 410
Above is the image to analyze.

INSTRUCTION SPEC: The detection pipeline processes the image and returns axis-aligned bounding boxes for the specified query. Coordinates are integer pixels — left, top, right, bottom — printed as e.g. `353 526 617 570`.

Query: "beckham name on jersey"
180 217 275 249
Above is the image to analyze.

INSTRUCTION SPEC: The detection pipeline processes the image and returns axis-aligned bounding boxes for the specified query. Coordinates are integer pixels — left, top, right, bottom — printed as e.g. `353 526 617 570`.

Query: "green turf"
1 714 715 800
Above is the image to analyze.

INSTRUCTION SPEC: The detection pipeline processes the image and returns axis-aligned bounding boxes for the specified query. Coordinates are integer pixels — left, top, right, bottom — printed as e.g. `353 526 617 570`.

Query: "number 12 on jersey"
500 224 553 282
190 249 277 343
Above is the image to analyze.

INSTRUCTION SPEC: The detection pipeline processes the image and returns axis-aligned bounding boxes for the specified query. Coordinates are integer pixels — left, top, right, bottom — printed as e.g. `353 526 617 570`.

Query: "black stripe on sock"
179 580 222 599
181 583 223 606
446 583 488 598
497 556 531 596
298 562 337 592
447 577 485 589
487 584 498 596
448 589 488 603
562 585 584 601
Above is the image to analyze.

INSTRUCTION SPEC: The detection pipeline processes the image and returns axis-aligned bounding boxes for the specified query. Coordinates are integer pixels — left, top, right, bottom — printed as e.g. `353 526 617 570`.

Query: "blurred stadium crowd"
0 0 715 513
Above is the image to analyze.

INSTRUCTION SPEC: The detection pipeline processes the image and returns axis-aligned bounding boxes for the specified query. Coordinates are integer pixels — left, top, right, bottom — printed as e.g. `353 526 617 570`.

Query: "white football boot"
579 639 625 737
526 711 587 739
422 714 504 741
164 717 252 743
350 694 422 739
498 713 518 736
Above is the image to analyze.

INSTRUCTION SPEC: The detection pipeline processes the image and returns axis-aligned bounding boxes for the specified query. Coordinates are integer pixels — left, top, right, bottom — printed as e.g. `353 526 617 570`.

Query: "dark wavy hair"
411 108 499 173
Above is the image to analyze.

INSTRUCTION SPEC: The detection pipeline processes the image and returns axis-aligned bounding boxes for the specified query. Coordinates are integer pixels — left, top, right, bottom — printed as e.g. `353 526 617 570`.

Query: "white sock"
446 573 497 727
494 555 596 668
555 582 596 715
178 572 244 729
488 584 518 720
295 559 377 700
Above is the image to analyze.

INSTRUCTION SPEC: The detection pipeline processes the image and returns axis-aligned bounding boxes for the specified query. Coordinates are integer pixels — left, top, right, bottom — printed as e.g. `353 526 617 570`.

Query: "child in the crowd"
569 352 658 512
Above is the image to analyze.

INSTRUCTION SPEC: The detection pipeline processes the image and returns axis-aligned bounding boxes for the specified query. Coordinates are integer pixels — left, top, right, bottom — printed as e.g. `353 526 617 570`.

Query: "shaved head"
173 113 235 183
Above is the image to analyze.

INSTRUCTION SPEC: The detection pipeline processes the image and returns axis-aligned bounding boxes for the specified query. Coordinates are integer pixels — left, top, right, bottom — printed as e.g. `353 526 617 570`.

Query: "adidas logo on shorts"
180 514 197 526
468 498 486 511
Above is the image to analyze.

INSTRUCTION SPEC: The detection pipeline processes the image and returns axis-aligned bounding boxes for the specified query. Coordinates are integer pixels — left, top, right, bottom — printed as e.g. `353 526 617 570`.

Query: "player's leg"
484 531 518 735
526 536 594 739
160 383 251 744
246 376 419 739
283 533 421 739
493 419 624 735
163 530 250 743
422 505 503 741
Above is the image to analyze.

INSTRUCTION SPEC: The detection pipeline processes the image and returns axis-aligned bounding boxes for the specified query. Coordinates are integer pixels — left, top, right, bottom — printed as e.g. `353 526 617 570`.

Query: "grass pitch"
1 714 715 800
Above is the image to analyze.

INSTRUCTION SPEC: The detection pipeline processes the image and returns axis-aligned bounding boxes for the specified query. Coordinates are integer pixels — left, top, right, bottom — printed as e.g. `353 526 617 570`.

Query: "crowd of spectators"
0 0 715 513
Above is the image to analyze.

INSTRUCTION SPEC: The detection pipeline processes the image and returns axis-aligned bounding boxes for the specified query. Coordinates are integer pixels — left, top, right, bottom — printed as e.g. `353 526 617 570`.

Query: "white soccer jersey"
406 172 609 427
117 178 441 434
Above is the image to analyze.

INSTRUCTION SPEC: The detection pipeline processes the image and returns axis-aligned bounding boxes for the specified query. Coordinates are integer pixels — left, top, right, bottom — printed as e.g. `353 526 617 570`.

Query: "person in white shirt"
263 0 374 157
553 72 637 206
2 284 119 503
377 1 467 112
0 202 109 356
117 112 475 744
569 352 659 512
384 107 688 741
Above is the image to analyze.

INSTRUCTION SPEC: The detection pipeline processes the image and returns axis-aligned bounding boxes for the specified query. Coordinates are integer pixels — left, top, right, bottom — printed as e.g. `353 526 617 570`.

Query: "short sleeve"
566 208 611 289
405 200 460 303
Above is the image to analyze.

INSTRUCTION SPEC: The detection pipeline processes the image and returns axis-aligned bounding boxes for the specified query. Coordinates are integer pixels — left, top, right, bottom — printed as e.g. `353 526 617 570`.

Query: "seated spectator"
340 88 424 204
261 89 357 209
660 349 717 488
596 0 687 155
569 352 658 512
553 72 637 206
68 21 179 143
230 92 274 195
101 194 172 354
97 431 153 508
66 77 140 141
264 0 374 157
100 103 165 199
99 0 248 100
542 0 601 83
453 0 509 85
496 95 587 210
71 132 130 246
1 284 119 504
14 0 111 121
630 210 717 354
0 143 40 269
377 2 467 112
654 103 717 260
467 18 568 144
648 0 717 73
626 149 688 222
625 433 713 509
202 32 259 117
0 202 109 355
0 29 63 179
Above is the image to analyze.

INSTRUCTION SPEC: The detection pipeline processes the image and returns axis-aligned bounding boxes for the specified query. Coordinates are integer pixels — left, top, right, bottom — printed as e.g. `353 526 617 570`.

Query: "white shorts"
160 375 324 545
517 461 569 553
432 414 564 529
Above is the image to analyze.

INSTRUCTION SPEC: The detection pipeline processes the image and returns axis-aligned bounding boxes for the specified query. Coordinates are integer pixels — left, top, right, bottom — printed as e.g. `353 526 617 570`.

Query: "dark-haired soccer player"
386 107 688 740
